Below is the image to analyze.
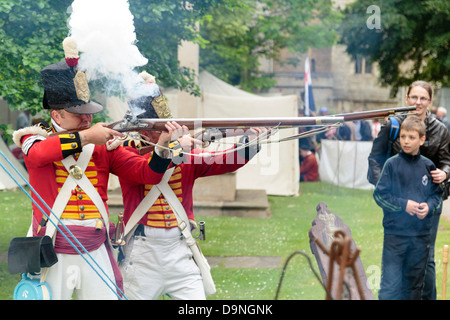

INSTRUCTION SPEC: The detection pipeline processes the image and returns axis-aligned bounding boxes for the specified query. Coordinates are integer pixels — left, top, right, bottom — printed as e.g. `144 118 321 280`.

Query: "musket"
49 106 415 143
106 105 415 142
108 106 414 132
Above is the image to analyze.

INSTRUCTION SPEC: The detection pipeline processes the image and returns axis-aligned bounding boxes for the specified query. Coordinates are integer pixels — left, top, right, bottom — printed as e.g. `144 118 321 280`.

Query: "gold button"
69 133 75 138
78 194 83 200
80 205 85 211
77 187 82 192
163 199 167 203
71 143 76 148
167 222 171 226
165 206 170 210
80 213 85 219
166 215 171 219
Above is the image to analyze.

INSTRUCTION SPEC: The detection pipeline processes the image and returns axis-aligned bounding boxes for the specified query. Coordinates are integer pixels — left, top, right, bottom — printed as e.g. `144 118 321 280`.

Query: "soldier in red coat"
117 72 268 300
12 38 175 300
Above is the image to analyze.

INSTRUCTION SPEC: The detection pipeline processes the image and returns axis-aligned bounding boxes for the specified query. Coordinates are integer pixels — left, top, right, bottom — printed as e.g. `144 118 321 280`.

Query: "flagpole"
304 57 310 116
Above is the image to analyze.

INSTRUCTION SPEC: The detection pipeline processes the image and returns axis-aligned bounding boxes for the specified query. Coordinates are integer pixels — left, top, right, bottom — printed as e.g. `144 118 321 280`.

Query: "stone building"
261 0 401 114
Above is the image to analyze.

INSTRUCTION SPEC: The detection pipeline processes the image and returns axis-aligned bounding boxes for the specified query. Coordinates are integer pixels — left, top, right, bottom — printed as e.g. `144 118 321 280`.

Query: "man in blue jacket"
373 116 443 300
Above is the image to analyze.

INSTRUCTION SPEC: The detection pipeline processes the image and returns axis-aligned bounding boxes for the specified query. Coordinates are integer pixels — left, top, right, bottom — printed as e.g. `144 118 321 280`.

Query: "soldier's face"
52 109 93 131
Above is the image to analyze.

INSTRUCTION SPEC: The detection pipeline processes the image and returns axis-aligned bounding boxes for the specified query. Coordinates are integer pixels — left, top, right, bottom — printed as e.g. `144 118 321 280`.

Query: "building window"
355 55 363 74
354 55 372 74
365 57 372 74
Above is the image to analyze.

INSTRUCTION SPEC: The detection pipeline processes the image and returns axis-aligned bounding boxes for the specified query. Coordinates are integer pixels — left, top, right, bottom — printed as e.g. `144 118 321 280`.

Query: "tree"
0 0 223 118
129 0 229 97
199 0 342 92
339 0 450 96
0 0 71 116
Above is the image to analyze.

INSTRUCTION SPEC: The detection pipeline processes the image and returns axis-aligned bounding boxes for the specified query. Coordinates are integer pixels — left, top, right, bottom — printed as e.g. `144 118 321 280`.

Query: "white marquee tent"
319 139 374 190
197 71 299 196
0 138 29 190
106 71 300 196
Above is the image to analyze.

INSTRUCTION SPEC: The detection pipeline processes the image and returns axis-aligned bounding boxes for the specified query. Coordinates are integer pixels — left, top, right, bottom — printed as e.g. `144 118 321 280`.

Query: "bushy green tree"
0 0 71 116
0 0 222 118
200 0 342 92
339 0 449 96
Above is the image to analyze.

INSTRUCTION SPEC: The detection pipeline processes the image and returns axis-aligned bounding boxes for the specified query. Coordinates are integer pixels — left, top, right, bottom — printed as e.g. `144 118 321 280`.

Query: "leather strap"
156 175 216 296
45 144 95 240
41 144 94 284
123 167 175 237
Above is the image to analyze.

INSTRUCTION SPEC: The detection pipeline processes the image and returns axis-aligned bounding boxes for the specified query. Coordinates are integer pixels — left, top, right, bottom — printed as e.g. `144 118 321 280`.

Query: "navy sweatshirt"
373 150 443 236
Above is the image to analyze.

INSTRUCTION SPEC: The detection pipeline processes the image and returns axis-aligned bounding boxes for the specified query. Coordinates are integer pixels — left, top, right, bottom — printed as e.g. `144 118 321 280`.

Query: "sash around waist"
54 222 116 254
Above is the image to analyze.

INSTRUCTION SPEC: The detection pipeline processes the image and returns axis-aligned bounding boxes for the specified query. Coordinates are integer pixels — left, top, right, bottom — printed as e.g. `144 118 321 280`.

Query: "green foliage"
129 0 221 97
0 0 224 116
339 0 450 96
0 0 72 116
200 0 342 92
0 124 14 145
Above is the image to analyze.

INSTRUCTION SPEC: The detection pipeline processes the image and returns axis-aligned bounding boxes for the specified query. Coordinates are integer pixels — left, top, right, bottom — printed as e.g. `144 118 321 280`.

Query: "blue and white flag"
304 57 316 116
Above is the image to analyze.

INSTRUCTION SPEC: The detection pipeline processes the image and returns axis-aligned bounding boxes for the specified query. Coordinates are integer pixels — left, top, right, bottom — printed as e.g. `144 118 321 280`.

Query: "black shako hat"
126 71 172 120
40 37 103 115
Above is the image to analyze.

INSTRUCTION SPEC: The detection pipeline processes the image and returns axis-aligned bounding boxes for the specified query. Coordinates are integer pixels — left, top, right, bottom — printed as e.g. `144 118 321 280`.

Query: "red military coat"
119 144 252 229
15 124 171 236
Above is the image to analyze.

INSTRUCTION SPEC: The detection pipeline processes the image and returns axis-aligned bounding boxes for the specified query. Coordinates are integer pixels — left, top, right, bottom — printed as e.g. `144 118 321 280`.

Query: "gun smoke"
67 0 152 111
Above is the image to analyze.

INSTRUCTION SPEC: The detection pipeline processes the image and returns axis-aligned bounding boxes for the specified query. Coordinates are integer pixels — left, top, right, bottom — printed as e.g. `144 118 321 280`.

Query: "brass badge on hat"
69 164 83 180
73 71 90 103
152 94 172 119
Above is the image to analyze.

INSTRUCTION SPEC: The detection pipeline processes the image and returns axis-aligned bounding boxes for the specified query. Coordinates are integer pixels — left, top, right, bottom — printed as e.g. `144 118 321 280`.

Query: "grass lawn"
1 182 449 300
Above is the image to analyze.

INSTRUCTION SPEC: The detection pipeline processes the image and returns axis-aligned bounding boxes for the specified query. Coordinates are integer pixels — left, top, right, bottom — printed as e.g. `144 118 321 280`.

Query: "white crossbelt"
123 167 175 237
45 144 98 239
123 166 216 296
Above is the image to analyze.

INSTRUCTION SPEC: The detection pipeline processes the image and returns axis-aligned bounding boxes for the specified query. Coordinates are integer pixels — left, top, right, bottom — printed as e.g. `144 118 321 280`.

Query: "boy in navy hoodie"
374 116 443 300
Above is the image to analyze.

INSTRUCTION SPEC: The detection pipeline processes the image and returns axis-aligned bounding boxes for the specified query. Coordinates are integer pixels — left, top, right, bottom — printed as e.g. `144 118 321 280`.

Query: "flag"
304 57 316 116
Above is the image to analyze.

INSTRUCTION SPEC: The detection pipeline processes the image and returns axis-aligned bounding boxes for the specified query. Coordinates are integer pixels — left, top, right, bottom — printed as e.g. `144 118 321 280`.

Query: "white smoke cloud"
67 0 150 99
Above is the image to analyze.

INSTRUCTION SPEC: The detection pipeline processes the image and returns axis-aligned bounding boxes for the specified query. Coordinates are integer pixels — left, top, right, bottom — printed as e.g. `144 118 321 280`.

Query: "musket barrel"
110 116 345 132
110 106 416 132
334 106 416 121
49 106 416 137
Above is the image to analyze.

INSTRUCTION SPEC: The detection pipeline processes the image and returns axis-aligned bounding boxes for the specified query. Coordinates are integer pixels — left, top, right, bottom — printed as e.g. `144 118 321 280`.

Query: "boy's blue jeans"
379 233 430 300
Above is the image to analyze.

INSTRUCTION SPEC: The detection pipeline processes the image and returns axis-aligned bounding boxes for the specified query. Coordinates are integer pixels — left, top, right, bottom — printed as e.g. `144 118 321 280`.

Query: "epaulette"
122 139 137 148
12 124 49 148
39 120 52 133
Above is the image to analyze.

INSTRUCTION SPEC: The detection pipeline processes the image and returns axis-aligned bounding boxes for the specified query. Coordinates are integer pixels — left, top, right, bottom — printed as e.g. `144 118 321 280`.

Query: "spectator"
299 140 319 182
436 107 450 132
373 116 443 299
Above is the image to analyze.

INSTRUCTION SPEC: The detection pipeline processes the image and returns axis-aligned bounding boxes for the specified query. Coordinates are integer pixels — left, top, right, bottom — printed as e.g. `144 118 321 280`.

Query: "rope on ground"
274 250 333 300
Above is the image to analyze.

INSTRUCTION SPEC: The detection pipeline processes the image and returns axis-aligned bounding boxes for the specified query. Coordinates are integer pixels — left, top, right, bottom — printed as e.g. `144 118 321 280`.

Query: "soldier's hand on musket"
246 127 269 141
177 125 203 151
80 122 124 146
161 121 202 151
156 121 196 157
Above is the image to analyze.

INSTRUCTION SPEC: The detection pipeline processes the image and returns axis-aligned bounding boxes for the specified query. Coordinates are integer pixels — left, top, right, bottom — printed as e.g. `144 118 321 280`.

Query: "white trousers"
120 226 205 300
44 219 119 300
